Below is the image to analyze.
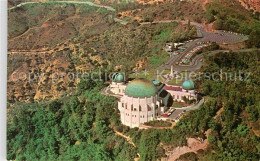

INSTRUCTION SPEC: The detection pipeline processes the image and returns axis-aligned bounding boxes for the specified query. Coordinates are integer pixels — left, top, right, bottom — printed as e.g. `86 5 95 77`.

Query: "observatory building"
107 74 197 128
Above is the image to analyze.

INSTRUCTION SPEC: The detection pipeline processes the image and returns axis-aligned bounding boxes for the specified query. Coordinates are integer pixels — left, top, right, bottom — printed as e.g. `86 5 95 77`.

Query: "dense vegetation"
7 79 138 160
7 0 260 160
196 50 260 160
8 50 260 160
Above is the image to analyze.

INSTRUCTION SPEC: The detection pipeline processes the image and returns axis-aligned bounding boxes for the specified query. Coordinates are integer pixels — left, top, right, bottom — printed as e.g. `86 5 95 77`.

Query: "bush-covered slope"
205 0 260 48
7 80 138 160
8 2 196 102
8 50 260 160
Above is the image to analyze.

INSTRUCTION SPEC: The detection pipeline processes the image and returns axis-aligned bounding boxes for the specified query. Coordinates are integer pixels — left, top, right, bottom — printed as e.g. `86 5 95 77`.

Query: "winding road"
8 1 115 11
9 2 248 75
146 20 248 73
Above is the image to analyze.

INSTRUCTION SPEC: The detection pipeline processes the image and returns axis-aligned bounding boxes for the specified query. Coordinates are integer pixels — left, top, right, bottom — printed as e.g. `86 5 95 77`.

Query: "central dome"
125 79 157 98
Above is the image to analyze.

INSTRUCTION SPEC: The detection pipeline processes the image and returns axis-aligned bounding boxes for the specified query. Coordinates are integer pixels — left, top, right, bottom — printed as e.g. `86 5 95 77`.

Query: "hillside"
238 0 260 12
8 2 196 102
7 50 260 160
7 0 260 161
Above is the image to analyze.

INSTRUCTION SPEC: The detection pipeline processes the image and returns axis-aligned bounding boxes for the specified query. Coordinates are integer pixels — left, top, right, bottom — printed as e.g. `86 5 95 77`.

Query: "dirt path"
167 138 209 161
8 1 115 11
114 130 140 161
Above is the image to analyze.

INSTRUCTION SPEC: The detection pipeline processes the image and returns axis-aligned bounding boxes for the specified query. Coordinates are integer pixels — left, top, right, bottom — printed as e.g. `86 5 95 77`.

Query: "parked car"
161 114 169 117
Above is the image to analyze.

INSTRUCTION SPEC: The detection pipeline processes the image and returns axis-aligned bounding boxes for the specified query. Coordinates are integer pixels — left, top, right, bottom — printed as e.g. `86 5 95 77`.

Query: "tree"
247 28 260 48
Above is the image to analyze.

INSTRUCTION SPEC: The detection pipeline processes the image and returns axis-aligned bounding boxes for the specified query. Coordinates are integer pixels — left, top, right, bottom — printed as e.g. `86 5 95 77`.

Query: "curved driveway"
146 20 248 72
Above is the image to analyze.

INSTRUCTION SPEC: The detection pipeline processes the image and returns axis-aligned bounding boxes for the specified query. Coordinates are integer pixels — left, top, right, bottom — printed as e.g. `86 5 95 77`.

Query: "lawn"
148 52 169 68
167 78 183 86
144 120 172 127
128 70 156 80
172 102 184 108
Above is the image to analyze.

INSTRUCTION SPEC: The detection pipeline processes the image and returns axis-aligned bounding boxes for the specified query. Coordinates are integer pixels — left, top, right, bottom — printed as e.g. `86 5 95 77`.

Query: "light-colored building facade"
118 95 160 128
108 75 197 128
110 82 126 96
163 80 196 102
118 79 161 128
109 73 127 96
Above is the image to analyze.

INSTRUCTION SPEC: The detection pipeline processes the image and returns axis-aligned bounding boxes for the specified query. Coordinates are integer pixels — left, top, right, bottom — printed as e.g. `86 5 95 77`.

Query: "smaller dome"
152 80 160 85
115 73 124 83
182 80 195 90
112 73 124 83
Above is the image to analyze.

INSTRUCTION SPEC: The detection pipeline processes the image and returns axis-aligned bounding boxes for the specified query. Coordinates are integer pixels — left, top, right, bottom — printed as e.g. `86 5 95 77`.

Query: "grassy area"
156 29 171 43
167 71 192 85
172 102 184 108
148 52 169 68
128 70 156 80
161 69 171 75
167 78 183 85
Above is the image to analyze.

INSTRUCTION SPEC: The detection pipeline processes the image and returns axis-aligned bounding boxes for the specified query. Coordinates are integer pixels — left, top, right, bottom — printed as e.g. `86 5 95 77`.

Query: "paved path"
100 86 123 99
8 1 116 11
169 98 204 120
175 98 204 110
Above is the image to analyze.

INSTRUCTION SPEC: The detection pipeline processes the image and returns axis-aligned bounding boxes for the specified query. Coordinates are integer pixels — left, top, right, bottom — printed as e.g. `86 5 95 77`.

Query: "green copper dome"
125 79 157 98
182 80 195 90
152 80 160 85
115 73 124 82
112 73 124 83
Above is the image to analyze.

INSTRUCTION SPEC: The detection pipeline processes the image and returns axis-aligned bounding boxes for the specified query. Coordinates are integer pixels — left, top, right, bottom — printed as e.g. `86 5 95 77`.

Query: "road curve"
9 2 249 74
150 20 248 73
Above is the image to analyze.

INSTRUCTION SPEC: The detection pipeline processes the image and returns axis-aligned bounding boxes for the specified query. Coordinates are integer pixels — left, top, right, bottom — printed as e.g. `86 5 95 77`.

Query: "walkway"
114 130 140 161
167 138 209 161
169 98 204 120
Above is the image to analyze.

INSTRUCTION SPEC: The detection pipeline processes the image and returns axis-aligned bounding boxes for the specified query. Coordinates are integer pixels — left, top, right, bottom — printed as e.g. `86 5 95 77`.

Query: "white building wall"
118 95 160 128
165 88 196 102
110 83 126 95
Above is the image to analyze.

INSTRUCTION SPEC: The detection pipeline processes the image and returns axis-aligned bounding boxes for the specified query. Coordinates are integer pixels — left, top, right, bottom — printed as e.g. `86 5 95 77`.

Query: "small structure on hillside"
164 42 173 52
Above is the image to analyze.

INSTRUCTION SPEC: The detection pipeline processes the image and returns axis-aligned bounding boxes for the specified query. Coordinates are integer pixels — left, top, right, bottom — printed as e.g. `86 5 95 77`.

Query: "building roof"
112 73 124 83
182 80 195 90
125 79 157 98
152 80 160 85
163 85 182 91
